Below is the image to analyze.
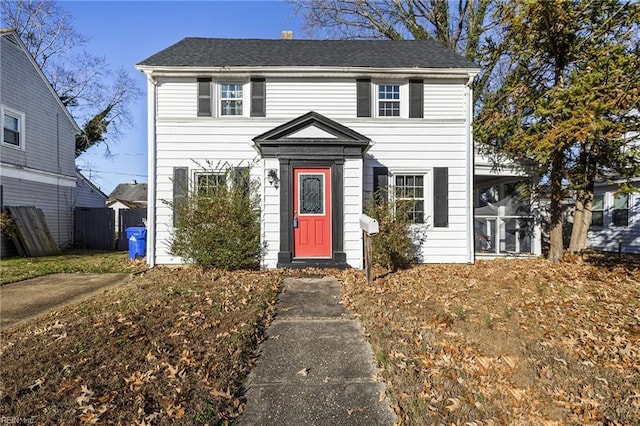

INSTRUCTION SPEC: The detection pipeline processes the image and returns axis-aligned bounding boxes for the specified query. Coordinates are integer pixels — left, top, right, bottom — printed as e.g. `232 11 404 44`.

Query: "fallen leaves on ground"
335 254 640 425
0 267 283 425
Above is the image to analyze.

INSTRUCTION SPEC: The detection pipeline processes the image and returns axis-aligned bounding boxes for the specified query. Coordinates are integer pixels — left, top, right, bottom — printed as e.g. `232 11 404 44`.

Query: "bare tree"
291 0 500 102
1 0 141 157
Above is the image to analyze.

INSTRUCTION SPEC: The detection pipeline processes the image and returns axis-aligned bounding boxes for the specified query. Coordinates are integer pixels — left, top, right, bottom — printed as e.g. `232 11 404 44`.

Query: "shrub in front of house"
365 191 426 271
168 164 264 270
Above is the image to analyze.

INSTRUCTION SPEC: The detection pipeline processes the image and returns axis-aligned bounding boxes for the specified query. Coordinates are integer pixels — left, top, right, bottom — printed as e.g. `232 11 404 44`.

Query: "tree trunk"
577 194 593 250
548 151 564 262
568 190 594 253
568 196 585 253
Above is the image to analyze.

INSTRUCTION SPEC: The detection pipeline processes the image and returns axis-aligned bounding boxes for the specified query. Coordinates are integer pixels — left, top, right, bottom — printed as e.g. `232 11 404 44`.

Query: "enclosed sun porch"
474 153 542 258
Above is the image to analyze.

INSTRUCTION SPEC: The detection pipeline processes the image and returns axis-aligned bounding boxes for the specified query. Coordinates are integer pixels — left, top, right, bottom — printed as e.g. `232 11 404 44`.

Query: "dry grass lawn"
0 267 283 425
336 254 640 425
1 254 638 425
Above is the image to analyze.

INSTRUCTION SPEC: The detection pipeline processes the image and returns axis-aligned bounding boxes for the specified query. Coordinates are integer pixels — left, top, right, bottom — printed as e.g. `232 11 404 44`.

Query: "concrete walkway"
238 277 396 425
0 273 130 330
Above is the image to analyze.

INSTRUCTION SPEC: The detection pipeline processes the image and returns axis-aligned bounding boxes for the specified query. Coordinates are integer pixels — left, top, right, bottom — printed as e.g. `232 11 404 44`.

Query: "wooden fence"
74 208 115 250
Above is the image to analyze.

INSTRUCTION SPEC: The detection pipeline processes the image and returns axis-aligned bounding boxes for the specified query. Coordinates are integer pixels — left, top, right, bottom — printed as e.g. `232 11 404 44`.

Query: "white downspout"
145 72 157 267
465 73 477 263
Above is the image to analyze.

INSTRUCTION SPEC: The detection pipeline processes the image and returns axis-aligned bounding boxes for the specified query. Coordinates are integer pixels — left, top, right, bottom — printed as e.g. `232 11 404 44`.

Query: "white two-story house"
137 37 482 269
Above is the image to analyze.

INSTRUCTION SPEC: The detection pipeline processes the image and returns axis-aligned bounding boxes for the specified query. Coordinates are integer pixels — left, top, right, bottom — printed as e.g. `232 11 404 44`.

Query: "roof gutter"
134 65 481 79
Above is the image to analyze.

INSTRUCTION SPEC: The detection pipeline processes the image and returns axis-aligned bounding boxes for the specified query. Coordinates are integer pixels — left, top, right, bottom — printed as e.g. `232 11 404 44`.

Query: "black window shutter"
173 167 188 226
373 167 388 202
433 167 448 227
232 167 250 197
357 79 371 118
197 78 212 117
250 78 266 117
409 79 424 118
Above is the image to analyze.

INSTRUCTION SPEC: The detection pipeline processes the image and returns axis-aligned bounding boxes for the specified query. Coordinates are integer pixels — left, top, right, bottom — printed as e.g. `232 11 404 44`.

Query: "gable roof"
253 111 371 158
108 182 148 204
76 170 108 200
0 29 80 133
137 38 478 70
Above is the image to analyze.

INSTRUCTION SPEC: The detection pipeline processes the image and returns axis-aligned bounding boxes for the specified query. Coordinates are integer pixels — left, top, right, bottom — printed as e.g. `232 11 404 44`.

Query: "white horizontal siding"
156 78 197 117
151 77 473 266
424 81 466 120
266 78 356 118
262 158 280 268
356 120 471 263
344 159 363 268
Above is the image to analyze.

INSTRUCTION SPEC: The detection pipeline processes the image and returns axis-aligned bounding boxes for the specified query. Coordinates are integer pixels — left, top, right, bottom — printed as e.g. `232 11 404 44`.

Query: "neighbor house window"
2 107 24 148
378 84 400 117
220 83 243 116
395 174 425 223
612 193 629 227
196 173 225 195
590 193 604 227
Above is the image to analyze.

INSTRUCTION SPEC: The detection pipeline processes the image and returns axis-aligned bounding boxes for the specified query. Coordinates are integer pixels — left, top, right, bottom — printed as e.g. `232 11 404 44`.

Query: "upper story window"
378 84 400 117
220 83 243 116
590 193 604 227
2 106 25 149
612 193 629 227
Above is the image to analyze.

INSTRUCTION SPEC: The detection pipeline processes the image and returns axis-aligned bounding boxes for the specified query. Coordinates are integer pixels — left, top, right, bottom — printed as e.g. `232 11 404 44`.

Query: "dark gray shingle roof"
108 182 147 203
138 38 477 69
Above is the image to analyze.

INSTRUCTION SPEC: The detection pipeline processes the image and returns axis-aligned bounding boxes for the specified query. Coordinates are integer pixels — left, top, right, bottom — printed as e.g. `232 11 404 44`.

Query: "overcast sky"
65 0 303 193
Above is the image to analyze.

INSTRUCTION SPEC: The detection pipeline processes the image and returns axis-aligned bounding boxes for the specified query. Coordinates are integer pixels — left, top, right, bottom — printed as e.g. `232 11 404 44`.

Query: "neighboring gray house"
0 29 81 256
107 181 147 232
75 171 108 208
587 178 640 254
107 181 147 209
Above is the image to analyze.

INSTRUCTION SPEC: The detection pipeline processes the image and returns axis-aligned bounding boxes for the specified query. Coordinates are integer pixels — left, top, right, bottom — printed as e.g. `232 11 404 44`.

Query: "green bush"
364 191 426 271
168 163 264 270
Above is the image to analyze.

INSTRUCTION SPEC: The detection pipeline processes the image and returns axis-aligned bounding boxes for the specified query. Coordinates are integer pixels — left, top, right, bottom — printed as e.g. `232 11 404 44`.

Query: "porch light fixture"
267 169 279 189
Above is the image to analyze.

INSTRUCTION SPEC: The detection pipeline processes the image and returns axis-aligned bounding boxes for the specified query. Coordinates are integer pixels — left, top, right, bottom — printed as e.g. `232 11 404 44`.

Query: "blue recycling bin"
126 227 147 260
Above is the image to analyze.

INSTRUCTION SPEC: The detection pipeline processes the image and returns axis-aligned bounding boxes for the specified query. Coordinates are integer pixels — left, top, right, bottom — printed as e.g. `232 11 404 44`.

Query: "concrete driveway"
0 273 131 330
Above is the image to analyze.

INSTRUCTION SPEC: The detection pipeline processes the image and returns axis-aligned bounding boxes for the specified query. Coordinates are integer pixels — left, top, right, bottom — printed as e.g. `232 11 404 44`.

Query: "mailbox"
359 214 379 235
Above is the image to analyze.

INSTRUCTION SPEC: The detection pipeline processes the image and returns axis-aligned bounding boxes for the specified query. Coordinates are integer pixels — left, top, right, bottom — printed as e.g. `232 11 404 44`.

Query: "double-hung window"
612 193 629 227
196 173 226 195
2 106 24 149
220 83 243 116
590 193 604 227
395 174 425 224
378 84 400 117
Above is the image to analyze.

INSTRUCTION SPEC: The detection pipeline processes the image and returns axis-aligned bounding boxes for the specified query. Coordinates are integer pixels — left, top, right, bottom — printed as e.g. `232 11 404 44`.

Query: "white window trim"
1 105 26 150
611 192 630 228
590 192 605 229
390 169 432 226
374 82 408 119
217 81 248 118
193 170 226 194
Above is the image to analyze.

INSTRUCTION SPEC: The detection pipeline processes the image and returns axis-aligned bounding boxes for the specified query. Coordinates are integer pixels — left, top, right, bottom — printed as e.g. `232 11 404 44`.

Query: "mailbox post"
359 214 379 282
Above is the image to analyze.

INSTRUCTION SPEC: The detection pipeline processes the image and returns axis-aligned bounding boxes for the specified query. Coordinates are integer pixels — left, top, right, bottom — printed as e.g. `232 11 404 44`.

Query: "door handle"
293 217 299 228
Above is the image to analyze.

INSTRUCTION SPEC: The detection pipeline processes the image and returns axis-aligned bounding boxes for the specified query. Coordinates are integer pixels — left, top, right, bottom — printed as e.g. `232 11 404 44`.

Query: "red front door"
293 168 331 258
